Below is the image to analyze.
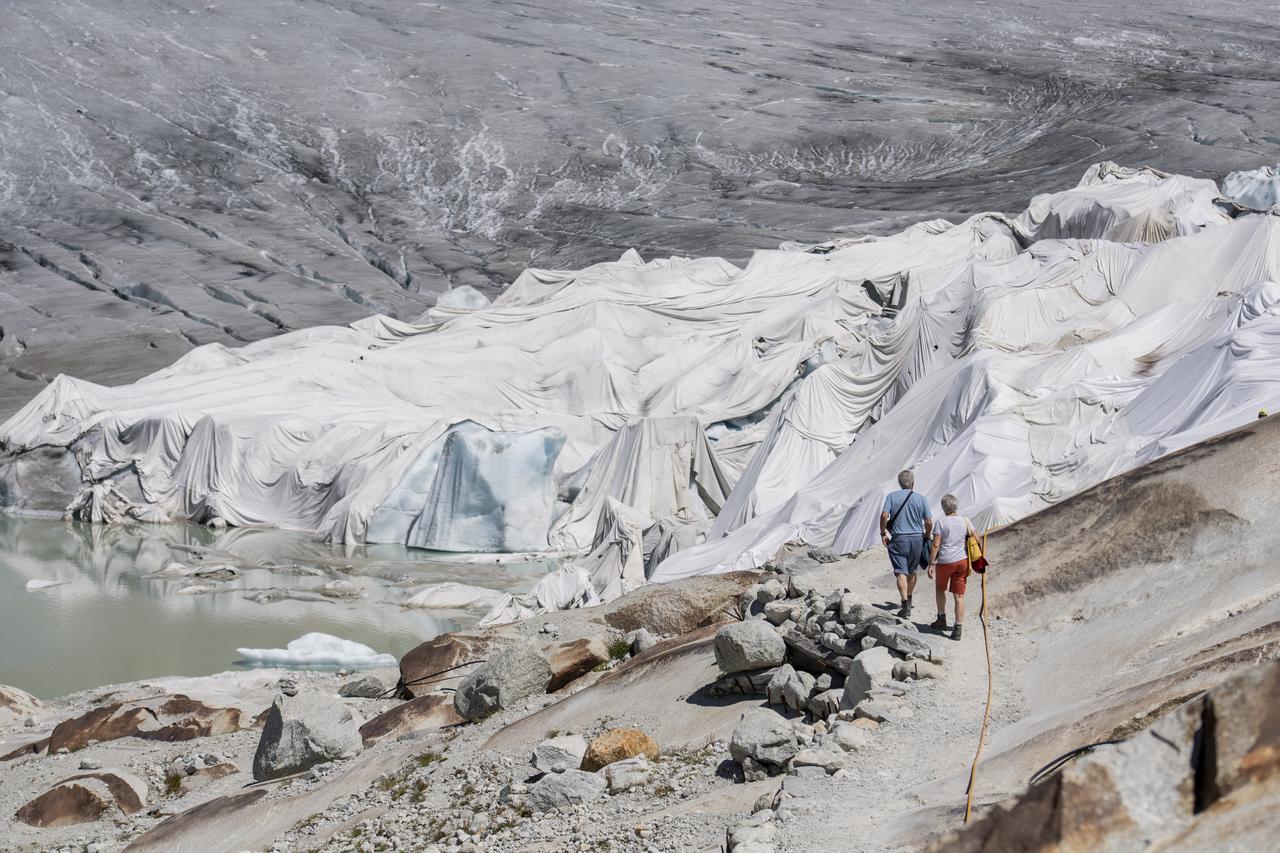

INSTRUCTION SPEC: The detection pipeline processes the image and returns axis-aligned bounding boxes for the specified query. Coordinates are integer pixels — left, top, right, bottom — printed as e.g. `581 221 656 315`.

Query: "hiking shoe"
951 624 963 641
897 601 912 619
930 615 948 631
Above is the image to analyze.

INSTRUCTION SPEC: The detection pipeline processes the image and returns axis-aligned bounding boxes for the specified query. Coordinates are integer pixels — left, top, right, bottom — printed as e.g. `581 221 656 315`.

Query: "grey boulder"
730 708 801 770
867 622 943 661
337 675 387 698
715 621 786 674
252 691 363 781
454 641 553 722
526 769 606 811
603 755 650 792
625 628 658 655
532 734 589 774
840 646 896 710
765 665 815 713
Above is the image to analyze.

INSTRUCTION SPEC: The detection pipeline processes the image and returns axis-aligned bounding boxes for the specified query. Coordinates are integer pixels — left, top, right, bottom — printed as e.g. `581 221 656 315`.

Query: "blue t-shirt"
882 489 932 535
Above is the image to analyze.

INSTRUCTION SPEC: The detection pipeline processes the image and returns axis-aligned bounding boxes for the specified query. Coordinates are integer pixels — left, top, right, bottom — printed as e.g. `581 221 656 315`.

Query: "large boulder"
453 641 552 722
729 708 801 772
581 727 659 771
604 571 762 636
15 770 147 827
841 647 896 710
526 769 606 812
715 621 786 674
0 684 43 726
397 633 505 699
532 734 589 774
358 694 462 746
545 638 609 692
252 691 363 781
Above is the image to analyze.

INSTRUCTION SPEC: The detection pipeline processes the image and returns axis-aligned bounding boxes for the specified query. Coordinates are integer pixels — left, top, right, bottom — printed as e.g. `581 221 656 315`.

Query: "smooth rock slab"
0 684 43 726
15 770 147 828
358 694 462 746
526 769 606 812
715 621 786 674
789 746 846 775
545 637 608 692
252 692 363 781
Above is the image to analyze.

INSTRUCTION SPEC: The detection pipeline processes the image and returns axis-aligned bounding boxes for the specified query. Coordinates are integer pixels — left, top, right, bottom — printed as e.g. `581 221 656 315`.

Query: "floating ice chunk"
25 579 68 591
402 582 506 609
236 633 396 669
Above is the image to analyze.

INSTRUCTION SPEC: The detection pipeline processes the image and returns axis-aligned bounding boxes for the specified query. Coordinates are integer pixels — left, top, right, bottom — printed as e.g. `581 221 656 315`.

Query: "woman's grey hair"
941 494 959 514
897 470 914 489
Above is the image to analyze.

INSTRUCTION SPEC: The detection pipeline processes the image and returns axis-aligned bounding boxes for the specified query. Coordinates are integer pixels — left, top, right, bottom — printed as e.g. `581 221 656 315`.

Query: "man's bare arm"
879 511 891 545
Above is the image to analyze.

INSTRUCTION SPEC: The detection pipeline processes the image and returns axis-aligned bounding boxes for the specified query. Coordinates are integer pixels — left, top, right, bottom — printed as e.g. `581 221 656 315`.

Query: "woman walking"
926 493 977 640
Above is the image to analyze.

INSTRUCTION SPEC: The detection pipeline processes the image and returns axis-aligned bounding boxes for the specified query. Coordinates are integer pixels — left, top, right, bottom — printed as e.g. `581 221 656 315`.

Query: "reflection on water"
0 515 548 698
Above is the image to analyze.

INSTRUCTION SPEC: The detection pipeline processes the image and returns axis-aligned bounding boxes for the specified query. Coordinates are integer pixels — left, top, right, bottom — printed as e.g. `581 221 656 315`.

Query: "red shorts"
935 559 970 595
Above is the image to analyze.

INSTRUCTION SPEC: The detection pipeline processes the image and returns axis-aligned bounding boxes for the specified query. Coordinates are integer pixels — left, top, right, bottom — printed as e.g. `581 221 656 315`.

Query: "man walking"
879 470 932 619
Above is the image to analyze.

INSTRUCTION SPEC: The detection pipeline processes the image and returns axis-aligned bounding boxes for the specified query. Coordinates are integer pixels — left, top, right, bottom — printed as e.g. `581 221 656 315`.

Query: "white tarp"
3 162 1280 595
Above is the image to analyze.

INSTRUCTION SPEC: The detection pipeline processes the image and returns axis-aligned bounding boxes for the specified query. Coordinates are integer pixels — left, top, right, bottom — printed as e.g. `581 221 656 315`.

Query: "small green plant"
164 771 184 796
416 751 444 768
351 826 363 838
606 638 631 660
653 784 675 797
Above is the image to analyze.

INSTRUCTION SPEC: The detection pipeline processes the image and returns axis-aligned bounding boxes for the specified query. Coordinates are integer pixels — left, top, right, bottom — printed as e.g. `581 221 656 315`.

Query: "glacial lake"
0 515 549 698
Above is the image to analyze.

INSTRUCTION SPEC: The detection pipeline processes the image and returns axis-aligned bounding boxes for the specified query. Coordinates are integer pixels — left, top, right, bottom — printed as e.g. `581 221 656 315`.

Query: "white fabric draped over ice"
4 162 1280 604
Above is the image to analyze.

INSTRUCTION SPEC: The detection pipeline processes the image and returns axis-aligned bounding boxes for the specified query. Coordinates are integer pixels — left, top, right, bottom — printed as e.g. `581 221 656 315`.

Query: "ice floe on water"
24 579 67 591
235 633 397 669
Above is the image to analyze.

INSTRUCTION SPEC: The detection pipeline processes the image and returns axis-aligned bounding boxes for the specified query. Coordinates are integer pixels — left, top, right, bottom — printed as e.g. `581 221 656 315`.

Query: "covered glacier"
2 163 1280 602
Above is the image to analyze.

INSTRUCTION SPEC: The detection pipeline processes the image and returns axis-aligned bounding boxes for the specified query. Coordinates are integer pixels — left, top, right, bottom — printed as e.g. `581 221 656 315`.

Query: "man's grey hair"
897 470 914 489
941 494 959 514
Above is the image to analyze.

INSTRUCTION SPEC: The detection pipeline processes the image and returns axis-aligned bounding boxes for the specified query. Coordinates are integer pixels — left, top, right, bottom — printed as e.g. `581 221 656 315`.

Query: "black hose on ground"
375 659 488 700
1027 739 1125 787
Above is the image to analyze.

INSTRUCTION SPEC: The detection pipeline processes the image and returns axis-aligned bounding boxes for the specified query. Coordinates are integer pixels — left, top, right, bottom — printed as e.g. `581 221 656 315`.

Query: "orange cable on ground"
964 531 994 824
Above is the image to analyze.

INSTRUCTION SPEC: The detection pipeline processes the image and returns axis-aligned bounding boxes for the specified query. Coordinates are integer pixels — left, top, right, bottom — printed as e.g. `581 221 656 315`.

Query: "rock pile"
713 574 947 781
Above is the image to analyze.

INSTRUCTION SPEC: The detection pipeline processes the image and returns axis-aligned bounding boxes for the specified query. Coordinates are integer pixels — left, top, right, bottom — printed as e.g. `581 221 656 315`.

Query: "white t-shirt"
934 514 971 564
